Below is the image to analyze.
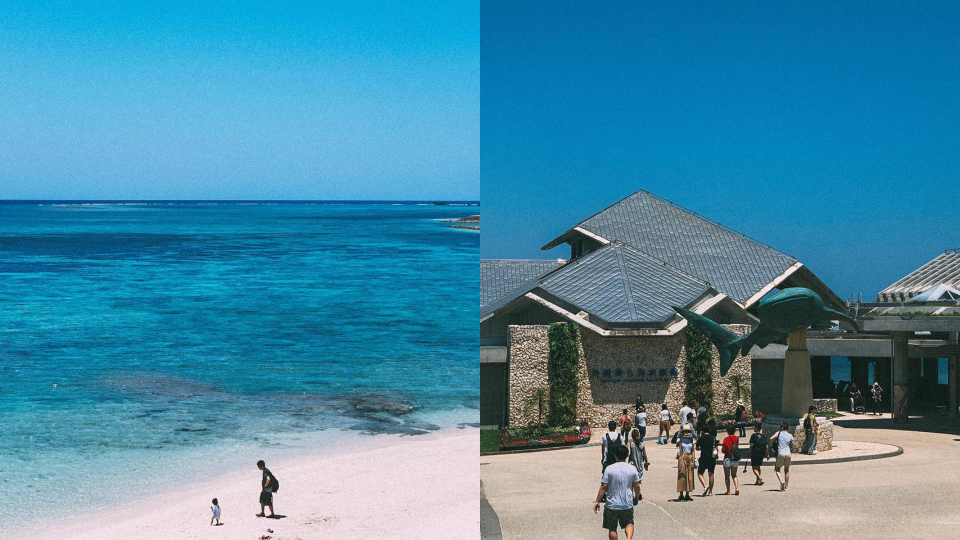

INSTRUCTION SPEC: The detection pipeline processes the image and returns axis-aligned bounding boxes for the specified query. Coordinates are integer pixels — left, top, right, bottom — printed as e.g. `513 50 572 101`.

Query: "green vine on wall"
684 325 713 414
547 322 580 427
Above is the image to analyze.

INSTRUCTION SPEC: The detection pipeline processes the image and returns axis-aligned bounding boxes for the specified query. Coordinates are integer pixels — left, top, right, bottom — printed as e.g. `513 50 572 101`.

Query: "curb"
783 444 903 466
483 439 904 465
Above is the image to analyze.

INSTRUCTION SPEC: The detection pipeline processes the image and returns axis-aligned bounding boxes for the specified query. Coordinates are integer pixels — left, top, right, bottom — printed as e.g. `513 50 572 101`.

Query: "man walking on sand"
257 460 277 517
593 445 640 540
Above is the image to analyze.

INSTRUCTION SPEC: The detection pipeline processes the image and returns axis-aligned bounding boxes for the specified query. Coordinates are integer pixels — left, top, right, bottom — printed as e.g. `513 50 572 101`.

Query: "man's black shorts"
602 507 634 531
260 489 274 506
697 457 716 475
750 455 764 468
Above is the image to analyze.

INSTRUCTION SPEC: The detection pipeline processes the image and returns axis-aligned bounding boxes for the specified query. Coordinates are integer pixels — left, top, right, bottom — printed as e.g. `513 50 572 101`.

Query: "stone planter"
761 415 833 452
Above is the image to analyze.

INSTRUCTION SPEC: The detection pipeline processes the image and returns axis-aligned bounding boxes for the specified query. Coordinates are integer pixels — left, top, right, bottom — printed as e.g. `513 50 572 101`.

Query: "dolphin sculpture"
674 287 858 376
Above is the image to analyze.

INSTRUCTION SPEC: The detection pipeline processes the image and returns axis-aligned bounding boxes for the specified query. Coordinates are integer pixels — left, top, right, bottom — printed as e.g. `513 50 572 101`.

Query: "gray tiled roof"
878 249 960 302
481 259 561 309
538 243 714 324
545 190 798 304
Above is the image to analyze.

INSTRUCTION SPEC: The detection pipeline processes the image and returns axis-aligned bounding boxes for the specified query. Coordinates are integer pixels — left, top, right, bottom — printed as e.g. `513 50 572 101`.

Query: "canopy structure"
878 248 960 302
907 283 960 303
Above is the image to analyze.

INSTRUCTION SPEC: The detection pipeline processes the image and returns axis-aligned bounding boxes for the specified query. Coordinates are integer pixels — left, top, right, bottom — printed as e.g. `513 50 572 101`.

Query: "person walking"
256 460 277 518
734 400 747 437
634 406 647 441
626 428 649 495
747 423 767 485
803 405 819 455
675 423 696 501
635 393 643 411
770 422 795 491
593 445 641 540
720 425 740 496
871 381 883 415
658 404 672 444
619 408 633 439
848 382 861 414
695 404 708 437
601 420 624 473
678 401 694 434
696 420 718 497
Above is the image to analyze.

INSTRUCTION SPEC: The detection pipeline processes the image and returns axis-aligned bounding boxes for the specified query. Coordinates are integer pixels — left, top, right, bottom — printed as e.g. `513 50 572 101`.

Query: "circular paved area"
481 414 960 539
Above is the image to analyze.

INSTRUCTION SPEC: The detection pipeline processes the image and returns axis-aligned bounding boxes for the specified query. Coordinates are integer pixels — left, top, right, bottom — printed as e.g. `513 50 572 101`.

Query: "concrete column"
950 357 957 419
782 329 813 420
892 331 909 421
892 332 909 385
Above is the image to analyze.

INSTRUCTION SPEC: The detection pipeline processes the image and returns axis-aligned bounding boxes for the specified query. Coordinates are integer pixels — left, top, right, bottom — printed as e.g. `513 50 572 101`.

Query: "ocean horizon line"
0 199 479 205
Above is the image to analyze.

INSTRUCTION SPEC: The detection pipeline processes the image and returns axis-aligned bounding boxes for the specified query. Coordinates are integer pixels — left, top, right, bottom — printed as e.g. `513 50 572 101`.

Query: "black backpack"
265 470 280 493
605 434 622 465
730 439 741 461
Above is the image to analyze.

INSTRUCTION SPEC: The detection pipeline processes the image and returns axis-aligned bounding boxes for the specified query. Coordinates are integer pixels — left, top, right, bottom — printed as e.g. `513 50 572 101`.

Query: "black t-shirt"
735 405 746 421
697 434 716 458
749 433 766 457
262 468 273 491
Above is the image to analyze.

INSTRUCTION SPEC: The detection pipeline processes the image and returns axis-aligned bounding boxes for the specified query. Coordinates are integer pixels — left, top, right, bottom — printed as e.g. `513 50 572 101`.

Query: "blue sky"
482 1 960 299
0 1 478 200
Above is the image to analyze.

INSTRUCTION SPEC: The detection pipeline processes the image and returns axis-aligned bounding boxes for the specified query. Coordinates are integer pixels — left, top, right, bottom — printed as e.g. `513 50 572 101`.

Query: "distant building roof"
480 259 561 309
879 249 960 302
482 243 716 327
541 190 799 304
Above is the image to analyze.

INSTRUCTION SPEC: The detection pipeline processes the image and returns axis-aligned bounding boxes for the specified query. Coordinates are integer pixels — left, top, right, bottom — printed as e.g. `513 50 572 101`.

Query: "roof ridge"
612 242 714 288
481 258 562 263
636 190 798 261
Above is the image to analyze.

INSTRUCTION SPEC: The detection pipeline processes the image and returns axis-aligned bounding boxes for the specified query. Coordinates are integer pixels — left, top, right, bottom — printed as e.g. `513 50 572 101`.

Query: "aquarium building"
480 190 850 429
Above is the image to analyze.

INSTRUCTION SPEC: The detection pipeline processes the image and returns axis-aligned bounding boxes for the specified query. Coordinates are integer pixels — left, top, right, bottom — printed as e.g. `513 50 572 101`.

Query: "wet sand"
8 428 479 540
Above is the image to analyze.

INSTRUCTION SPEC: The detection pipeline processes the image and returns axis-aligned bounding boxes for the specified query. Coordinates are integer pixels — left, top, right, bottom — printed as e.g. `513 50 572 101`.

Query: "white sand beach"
6 428 479 540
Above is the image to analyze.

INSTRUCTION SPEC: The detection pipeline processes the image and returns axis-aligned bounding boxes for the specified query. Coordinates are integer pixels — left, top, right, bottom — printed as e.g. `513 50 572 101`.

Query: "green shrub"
684 325 713 414
548 322 580 427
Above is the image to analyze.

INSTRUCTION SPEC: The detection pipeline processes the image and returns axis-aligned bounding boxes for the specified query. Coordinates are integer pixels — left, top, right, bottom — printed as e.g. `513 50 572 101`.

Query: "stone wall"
813 398 837 413
507 323 753 429
578 331 687 429
507 325 551 426
762 418 834 452
710 325 752 417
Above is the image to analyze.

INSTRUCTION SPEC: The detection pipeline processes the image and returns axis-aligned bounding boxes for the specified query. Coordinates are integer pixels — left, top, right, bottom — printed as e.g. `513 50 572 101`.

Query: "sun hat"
736 399 744 406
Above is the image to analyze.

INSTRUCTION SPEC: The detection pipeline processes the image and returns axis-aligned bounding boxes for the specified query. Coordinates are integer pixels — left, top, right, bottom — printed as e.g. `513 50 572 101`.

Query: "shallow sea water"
0 201 479 531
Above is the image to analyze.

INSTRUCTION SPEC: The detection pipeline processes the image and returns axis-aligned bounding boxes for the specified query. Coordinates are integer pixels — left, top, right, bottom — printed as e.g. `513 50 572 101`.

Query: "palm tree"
524 387 550 427
724 374 751 409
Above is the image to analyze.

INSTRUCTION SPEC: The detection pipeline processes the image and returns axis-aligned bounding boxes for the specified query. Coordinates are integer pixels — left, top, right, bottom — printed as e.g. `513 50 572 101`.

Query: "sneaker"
780 482 785 491
810 451 819 455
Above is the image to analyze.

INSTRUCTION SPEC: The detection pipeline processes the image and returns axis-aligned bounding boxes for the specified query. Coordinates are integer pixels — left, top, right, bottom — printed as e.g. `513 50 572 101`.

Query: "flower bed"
499 423 591 450
713 411 766 429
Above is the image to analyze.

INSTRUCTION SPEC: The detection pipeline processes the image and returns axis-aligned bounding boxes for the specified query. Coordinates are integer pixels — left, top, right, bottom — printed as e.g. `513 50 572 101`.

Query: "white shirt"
212 505 221 519
601 462 641 511
679 406 694 426
658 410 671 422
635 412 647 427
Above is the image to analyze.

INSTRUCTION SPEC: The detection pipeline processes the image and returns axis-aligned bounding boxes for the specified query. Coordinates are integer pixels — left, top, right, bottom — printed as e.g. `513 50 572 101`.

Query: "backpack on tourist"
731 441 741 461
604 433 623 467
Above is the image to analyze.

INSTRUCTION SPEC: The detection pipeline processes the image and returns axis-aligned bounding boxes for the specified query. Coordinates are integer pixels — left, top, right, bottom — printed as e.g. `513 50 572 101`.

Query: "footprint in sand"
303 515 339 525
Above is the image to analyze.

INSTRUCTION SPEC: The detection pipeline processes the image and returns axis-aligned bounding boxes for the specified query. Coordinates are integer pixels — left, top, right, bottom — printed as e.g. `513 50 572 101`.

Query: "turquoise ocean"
0 201 478 532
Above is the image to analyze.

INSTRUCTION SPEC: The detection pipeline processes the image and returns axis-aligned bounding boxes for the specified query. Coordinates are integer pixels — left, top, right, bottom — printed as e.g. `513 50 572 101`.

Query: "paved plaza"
481 414 960 539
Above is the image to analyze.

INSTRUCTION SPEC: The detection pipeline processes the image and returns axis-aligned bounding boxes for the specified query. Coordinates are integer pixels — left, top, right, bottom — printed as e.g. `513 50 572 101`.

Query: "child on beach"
210 498 221 526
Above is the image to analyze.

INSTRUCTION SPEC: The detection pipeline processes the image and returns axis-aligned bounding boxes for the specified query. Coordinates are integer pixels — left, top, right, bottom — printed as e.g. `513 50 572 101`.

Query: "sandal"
256 513 265 517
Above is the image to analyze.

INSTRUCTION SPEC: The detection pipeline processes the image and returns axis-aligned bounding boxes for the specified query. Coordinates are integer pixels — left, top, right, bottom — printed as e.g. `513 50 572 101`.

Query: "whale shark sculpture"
674 287 858 376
